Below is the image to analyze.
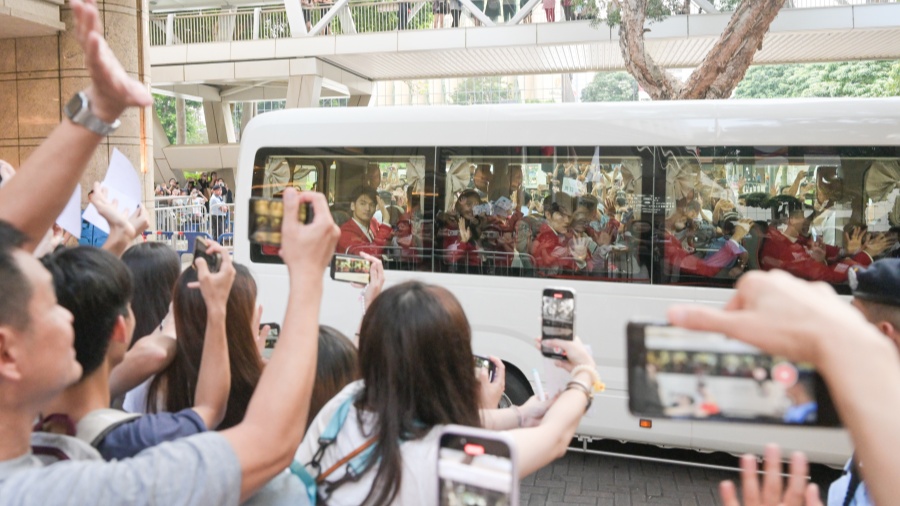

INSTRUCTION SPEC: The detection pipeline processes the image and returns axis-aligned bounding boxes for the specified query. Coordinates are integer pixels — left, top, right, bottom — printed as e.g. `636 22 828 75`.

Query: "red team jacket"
337 218 393 257
760 228 871 283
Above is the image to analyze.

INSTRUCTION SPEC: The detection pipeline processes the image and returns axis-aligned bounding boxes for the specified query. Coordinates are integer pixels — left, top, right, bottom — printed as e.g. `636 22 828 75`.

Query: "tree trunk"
617 0 681 100
618 0 786 100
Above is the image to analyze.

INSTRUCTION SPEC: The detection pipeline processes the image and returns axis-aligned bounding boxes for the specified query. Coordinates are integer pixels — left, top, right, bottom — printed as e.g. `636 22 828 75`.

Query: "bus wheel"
503 362 533 406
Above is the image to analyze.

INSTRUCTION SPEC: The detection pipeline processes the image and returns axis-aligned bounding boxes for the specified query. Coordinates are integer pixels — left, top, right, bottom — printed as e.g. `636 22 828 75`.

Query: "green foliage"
153 94 206 145
450 77 519 105
580 72 639 102
734 60 900 99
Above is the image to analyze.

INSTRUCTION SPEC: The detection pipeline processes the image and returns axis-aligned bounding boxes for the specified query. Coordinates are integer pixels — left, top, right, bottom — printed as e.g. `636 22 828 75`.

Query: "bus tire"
503 362 533 406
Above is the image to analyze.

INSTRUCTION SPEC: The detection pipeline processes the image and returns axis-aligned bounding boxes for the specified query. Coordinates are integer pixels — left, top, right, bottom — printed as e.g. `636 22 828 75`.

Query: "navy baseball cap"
849 259 900 307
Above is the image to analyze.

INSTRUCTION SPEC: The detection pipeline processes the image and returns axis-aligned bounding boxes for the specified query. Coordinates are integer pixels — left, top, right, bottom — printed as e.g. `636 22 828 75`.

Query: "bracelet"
570 365 606 394
512 405 523 428
566 380 592 413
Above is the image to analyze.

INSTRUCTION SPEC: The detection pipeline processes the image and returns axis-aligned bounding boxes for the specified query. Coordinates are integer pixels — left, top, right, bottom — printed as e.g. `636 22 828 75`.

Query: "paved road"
528 446 840 506
526 450 737 506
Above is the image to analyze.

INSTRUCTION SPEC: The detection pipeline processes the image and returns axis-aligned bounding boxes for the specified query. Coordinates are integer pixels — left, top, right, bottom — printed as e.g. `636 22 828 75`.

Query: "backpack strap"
75 408 142 448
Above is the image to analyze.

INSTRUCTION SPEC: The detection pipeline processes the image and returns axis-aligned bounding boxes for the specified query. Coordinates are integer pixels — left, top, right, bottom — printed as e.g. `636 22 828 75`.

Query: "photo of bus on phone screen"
330 254 371 285
438 425 518 506
626 322 839 427
541 288 575 360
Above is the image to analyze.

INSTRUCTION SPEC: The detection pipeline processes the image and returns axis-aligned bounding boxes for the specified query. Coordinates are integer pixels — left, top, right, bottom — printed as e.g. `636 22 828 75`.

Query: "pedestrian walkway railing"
149 0 897 46
150 199 236 251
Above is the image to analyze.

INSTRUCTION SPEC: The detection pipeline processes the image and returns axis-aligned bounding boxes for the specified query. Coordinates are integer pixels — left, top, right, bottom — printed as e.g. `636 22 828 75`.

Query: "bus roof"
239 98 900 152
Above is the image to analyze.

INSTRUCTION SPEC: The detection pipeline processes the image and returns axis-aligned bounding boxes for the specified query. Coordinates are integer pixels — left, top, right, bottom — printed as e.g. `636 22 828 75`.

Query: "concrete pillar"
203 100 236 144
0 0 154 209
347 94 372 107
286 75 323 108
239 101 255 141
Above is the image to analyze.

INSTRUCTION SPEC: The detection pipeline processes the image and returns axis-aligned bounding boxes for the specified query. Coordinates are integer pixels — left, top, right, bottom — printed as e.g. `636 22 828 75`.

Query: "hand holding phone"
330 253 371 285
474 355 497 383
193 237 221 273
626 322 839 427
541 288 575 360
248 197 314 247
438 425 519 506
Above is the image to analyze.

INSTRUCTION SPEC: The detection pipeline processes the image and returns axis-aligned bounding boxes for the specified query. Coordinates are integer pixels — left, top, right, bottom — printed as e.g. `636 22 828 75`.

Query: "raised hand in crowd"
667 270 900 506
719 444 821 506
224 188 340 501
92 182 150 257
0 0 151 251
844 226 865 254
478 356 506 409
187 240 236 430
359 251 385 312
499 336 601 476
862 232 895 258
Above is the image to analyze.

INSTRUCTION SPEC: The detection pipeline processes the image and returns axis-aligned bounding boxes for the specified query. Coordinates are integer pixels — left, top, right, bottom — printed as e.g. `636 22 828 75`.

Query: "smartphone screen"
474 355 496 383
192 237 221 273
330 254 371 285
541 288 575 359
438 426 518 506
626 323 839 427
259 323 280 360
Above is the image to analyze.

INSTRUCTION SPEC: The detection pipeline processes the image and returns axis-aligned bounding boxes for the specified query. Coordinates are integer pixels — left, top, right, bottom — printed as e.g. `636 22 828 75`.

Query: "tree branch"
679 0 786 99
617 0 681 100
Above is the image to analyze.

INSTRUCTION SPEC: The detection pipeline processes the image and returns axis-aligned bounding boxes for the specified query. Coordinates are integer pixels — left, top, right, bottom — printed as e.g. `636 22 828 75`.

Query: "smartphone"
474 355 496 383
192 237 221 273
626 322 840 427
438 425 518 506
248 197 313 247
330 253 371 285
259 323 280 360
541 288 575 360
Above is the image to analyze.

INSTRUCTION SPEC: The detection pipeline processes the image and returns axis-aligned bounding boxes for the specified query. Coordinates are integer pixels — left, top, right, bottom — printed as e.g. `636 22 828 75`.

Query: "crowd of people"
2 3 900 505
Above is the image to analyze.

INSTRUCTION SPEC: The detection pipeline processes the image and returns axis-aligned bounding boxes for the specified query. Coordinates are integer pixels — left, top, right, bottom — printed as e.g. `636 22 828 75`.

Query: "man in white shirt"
209 184 228 241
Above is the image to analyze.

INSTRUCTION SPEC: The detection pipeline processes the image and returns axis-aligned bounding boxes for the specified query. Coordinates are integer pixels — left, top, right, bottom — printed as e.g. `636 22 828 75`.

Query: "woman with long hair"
146 263 264 429
121 242 180 345
117 242 181 409
295 281 599 504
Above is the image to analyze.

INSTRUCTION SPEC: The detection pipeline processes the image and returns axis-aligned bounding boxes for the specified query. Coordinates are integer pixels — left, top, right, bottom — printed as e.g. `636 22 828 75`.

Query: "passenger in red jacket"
336 186 393 257
760 203 889 283
439 190 483 266
533 193 583 275
663 205 734 278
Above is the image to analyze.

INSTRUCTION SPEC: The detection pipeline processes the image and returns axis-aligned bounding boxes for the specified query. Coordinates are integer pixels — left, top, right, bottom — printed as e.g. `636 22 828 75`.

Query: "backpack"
289 397 378 505
31 409 141 464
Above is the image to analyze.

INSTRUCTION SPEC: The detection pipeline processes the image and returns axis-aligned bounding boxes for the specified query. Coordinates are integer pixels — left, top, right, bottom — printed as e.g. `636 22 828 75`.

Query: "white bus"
234 99 900 466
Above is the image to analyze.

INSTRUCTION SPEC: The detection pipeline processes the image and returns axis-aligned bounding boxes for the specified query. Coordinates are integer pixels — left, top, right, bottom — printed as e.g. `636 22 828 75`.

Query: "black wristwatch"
64 91 120 136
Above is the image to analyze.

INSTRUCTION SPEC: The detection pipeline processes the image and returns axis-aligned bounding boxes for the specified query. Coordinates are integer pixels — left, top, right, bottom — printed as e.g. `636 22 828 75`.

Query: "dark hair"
544 192 575 217
577 195 598 212
0 221 30 330
147 263 263 428
356 281 481 505
41 247 133 379
350 185 378 205
457 189 480 204
523 192 532 206
121 242 181 347
308 326 359 430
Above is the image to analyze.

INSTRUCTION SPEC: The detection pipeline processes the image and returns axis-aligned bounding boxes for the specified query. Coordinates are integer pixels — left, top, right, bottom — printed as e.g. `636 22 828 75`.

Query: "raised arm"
508 337 598 477
222 190 340 501
668 271 900 506
0 0 151 251
189 241 236 430
91 182 150 257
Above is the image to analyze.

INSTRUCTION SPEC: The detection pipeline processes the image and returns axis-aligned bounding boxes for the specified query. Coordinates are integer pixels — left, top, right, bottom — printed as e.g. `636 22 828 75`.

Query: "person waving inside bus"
337 186 393 257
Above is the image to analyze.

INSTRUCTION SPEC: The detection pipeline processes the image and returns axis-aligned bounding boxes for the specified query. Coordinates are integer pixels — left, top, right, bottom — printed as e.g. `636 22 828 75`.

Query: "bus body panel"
233 99 900 466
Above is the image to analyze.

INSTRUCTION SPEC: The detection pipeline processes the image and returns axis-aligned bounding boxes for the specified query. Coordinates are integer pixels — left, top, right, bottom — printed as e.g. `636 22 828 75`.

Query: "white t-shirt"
294 380 441 506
